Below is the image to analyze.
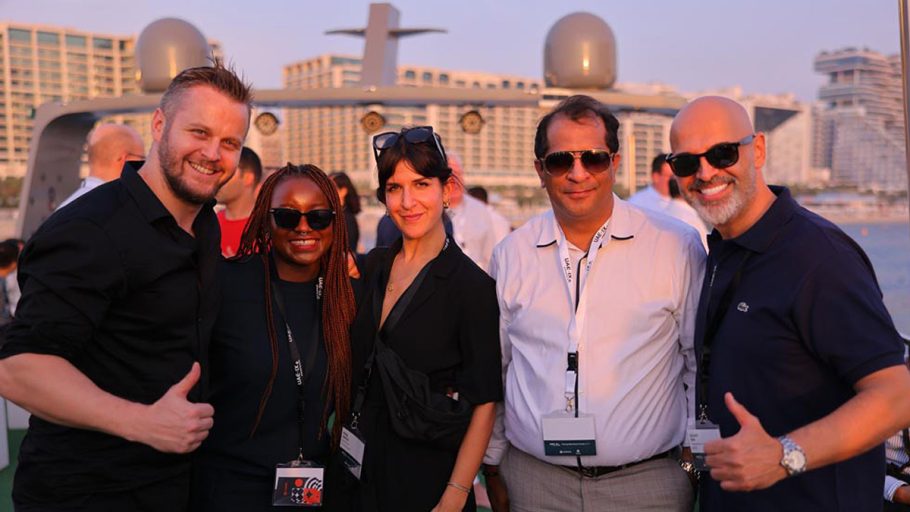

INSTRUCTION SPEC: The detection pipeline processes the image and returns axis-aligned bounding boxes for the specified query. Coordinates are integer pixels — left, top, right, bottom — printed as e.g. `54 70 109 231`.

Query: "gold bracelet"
447 481 471 494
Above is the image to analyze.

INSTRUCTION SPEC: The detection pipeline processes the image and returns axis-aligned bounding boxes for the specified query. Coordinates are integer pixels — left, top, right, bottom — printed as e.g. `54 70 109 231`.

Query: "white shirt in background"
448 194 510 273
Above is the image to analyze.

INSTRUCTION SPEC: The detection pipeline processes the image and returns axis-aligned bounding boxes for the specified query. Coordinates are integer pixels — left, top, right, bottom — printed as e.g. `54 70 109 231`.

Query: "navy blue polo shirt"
696 186 904 512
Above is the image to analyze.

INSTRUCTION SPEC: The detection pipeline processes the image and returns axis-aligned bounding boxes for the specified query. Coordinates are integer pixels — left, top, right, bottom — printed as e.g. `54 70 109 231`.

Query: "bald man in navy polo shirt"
670 95 910 512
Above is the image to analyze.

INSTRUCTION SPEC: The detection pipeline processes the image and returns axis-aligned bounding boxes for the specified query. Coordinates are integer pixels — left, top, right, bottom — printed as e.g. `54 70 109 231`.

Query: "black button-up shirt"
0 162 220 501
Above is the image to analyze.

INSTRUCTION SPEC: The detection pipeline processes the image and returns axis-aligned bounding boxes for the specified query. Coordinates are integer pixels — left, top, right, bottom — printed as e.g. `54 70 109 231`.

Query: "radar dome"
135 18 210 93
544 12 616 89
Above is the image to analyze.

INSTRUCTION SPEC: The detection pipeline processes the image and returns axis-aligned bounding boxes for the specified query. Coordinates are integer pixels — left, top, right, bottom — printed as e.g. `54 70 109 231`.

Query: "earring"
443 200 450 210
385 207 390 216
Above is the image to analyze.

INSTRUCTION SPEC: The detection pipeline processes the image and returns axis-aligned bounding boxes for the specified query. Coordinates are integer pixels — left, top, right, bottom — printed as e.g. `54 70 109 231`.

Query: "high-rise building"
814 47 906 191
283 54 685 196
0 22 221 178
283 54 543 191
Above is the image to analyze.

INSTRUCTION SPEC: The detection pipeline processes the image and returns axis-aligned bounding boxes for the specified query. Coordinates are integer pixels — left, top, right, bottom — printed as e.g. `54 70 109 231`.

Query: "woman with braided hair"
191 163 356 510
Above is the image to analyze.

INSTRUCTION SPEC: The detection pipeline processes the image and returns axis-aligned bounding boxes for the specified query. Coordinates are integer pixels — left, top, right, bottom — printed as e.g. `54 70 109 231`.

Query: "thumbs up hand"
133 362 215 453
704 392 789 491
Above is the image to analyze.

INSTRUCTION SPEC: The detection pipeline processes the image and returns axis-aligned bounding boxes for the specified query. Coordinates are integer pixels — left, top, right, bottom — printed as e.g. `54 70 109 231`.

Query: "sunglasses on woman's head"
665 134 756 178
269 208 335 231
538 149 614 177
372 126 447 166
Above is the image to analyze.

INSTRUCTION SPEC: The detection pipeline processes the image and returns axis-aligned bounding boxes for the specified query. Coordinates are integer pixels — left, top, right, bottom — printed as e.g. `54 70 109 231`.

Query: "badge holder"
340 418 366 480
541 358 597 457
272 455 325 507
686 405 721 471
542 411 597 456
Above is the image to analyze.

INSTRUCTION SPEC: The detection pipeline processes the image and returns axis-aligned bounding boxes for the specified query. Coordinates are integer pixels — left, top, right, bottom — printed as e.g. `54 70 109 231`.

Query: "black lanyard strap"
696 251 752 417
269 271 322 458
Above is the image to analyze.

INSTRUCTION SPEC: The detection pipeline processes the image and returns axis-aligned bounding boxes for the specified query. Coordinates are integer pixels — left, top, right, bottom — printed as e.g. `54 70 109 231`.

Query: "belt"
559 449 674 478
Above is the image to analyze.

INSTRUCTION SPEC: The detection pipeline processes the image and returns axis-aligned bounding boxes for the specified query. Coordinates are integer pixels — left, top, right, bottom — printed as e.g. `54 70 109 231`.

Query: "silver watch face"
783 449 806 471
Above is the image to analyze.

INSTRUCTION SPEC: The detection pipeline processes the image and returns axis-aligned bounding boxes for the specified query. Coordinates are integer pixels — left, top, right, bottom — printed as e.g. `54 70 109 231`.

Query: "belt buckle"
579 465 599 478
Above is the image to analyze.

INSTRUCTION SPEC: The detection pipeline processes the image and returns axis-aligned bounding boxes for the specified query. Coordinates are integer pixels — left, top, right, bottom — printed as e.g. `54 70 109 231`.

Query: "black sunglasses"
666 134 756 178
269 208 335 231
372 126 447 165
539 150 614 177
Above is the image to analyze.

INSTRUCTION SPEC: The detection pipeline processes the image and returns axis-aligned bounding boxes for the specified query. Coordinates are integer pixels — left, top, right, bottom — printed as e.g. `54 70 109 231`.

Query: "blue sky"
0 0 900 101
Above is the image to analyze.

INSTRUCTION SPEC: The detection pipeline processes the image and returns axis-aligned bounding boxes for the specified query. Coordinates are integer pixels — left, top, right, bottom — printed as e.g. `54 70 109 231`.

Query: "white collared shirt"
57 176 106 210
449 194 511 273
484 196 706 466
627 186 671 212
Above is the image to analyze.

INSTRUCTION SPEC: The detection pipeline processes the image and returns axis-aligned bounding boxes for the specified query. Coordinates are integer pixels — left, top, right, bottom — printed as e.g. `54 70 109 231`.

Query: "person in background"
216 147 263 257
330 172 362 254
349 126 502 511
632 154 709 250
884 345 910 511
3 238 23 318
193 164 356 510
57 123 145 210
0 239 20 327
446 155 510 273
467 186 488 204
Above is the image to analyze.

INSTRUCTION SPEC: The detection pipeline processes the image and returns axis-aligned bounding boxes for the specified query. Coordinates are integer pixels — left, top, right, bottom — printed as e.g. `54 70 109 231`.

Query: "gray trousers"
500 445 694 512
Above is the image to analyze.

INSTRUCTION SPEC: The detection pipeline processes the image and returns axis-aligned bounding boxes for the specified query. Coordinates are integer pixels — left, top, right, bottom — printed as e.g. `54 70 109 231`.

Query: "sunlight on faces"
671 98 762 231
384 160 452 241
535 114 618 228
154 85 249 206
270 177 334 282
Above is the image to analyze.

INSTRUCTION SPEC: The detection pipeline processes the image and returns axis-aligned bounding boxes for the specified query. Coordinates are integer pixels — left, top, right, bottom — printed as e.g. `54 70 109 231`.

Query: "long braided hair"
233 163 355 446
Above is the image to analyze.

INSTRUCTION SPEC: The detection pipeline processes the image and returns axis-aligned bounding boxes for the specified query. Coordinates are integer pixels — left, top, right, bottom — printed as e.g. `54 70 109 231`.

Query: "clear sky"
0 0 900 101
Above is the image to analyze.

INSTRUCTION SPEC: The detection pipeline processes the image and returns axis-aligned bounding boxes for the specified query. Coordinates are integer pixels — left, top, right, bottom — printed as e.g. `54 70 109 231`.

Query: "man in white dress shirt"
447 154 511 273
632 154 709 251
482 95 705 512
57 123 145 210
628 153 674 212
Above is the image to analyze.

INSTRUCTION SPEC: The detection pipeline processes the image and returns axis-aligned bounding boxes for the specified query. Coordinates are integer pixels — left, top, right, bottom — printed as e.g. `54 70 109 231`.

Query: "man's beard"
681 168 755 228
158 125 219 205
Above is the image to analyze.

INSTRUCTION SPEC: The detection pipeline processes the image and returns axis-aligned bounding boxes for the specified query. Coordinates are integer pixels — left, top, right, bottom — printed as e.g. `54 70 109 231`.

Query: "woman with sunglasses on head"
343 127 502 511
191 164 356 511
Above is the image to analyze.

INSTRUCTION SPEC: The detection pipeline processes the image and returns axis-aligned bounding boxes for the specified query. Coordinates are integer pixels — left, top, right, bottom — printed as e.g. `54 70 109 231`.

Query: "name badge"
340 426 366 480
272 460 324 507
686 420 721 471
542 412 597 456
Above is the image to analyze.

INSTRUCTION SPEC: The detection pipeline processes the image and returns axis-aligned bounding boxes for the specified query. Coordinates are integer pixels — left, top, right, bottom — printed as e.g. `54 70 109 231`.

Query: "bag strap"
349 252 434 430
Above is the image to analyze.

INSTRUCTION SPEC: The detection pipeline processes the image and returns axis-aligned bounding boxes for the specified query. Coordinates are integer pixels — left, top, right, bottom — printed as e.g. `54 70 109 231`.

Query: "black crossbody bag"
350 254 473 452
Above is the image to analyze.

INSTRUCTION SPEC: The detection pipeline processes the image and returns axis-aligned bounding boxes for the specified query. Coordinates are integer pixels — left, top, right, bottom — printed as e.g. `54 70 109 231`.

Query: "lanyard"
269 271 323 460
555 220 609 414
696 250 751 420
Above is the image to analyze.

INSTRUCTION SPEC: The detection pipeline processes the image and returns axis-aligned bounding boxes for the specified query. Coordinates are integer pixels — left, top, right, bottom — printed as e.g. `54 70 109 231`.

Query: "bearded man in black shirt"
0 62 252 511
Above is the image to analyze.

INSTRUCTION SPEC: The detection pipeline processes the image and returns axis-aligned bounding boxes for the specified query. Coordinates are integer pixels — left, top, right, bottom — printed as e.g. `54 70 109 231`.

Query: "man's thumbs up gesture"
704 392 789 491
127 362 215 453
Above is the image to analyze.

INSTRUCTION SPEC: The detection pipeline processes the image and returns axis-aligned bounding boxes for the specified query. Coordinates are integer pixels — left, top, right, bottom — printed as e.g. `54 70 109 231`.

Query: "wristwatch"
778 435 807 476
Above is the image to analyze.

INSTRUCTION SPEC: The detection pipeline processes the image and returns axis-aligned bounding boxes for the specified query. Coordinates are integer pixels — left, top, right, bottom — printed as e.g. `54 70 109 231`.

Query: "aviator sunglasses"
372 126 448 165
538 150 614 177
269 208 335 231
666 134 756 178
